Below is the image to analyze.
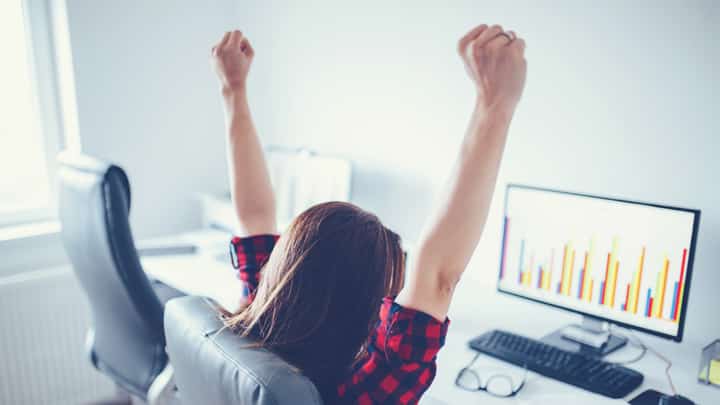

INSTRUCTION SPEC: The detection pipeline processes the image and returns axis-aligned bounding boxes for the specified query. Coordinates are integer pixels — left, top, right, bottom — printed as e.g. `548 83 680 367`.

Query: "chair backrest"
164 296 323 405
57 153 166 397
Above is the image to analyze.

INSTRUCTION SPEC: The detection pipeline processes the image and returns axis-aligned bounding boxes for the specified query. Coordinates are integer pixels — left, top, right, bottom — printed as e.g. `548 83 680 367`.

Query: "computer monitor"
497 184 700 346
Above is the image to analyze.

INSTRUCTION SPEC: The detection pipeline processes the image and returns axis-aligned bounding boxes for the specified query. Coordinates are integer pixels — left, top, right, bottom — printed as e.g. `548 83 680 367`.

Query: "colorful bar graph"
504 228 690 330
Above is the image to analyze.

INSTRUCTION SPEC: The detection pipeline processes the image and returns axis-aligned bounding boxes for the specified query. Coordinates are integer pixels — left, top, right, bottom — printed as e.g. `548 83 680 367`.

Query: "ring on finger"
499 31 514 42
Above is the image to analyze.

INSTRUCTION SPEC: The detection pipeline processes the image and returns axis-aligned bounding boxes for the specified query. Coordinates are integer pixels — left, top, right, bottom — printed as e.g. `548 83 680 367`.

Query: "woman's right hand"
458 24 527 113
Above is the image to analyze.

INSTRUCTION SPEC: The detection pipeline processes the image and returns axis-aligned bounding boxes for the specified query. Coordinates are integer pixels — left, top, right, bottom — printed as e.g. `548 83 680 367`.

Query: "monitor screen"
497 185 700 341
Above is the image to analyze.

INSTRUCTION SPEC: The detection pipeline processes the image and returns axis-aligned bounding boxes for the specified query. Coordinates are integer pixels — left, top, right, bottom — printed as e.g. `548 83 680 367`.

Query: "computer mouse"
658 394 694 405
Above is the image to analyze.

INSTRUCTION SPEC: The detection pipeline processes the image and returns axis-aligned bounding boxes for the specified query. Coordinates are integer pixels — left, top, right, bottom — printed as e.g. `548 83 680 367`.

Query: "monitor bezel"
496 183 701 342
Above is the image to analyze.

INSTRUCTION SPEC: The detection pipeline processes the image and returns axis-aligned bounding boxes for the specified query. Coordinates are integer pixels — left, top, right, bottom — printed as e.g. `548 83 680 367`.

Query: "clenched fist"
458 24 527 112
212 30 254 94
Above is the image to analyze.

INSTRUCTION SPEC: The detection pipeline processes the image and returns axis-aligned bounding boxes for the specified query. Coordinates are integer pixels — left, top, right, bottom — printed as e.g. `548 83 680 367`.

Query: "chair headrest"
58 151 131 211
164 296 323 405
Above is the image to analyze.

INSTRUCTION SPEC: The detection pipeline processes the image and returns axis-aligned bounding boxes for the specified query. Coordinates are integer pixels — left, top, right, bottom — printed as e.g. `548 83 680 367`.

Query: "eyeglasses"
455 352 528 398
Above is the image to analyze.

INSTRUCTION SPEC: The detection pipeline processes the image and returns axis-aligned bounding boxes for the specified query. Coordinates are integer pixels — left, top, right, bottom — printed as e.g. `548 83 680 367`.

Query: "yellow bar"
652 266 664 318
657 257 669 318
585 237 595 302
606 237 619 307
566 249 576 296
544 262 552 291
524 269 531 287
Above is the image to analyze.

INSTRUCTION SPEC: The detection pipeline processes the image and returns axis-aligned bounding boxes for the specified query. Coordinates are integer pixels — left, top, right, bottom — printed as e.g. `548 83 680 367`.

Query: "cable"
629 330 678 396
604 324 648 366
610 326 677 396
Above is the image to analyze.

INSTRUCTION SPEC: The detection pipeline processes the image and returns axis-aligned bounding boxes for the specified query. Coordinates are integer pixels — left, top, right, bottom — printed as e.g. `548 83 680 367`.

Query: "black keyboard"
469 329 643 398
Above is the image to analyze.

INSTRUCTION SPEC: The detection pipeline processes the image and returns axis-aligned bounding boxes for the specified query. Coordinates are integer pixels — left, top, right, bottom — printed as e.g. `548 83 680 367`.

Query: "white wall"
232 0 719 346
64 0 236 238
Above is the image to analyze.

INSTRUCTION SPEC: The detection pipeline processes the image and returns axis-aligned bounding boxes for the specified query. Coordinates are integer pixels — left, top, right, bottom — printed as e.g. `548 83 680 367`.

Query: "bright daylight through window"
0 0 52 225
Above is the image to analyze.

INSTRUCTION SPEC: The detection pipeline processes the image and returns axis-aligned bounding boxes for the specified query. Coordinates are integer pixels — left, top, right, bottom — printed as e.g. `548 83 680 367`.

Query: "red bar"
647 297 654 317
673 248 688 321
601 253 611 305
623 284 631 311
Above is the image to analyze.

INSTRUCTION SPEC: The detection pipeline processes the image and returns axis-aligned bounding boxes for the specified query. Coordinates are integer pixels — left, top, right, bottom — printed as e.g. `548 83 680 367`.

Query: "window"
0 0 69 227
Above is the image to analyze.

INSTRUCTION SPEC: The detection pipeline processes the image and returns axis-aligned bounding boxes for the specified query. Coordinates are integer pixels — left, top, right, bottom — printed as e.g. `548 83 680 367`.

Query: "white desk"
143 238 718 405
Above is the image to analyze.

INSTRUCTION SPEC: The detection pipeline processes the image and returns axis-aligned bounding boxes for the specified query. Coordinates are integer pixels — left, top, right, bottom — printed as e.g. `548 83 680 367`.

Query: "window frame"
0 0 77 228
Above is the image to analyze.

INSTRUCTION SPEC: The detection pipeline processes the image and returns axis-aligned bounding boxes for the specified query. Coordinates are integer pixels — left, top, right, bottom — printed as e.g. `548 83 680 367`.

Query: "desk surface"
142 236 718 405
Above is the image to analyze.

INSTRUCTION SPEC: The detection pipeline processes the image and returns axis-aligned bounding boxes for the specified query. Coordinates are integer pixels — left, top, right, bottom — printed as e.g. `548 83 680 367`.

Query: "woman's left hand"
212 30 255 94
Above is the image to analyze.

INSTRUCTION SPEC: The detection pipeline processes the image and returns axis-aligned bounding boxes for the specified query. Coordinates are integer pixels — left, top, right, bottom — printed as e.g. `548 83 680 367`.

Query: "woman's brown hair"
225 201 405 400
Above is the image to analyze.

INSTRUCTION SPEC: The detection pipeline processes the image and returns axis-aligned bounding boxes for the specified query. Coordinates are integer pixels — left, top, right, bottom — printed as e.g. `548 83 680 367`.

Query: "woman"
211 23 526 404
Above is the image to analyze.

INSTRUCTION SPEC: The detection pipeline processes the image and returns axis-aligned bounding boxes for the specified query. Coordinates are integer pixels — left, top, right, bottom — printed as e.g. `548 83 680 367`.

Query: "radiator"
0 267 115 404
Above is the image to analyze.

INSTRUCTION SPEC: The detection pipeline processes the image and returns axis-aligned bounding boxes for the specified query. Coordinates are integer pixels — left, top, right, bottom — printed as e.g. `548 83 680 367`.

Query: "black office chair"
57 152 182 404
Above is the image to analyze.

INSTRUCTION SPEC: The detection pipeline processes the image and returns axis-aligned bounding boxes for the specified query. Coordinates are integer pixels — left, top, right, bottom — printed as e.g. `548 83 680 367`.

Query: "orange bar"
567 249 576 296
602 253 611 305
582 252 589 299
560 245 568 295
610 260 619 307
633 247 646 314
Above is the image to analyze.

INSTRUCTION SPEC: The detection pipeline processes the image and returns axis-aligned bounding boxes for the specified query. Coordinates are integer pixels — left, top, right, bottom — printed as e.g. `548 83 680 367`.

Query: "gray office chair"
164 296 323 405
58 152 182 403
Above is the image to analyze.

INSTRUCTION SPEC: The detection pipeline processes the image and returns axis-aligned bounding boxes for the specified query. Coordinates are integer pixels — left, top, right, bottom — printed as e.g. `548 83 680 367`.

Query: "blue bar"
518 239 525 276
537 266 543 289
670 282 679 320
577 268 584 299
646 288 652 317
599 281 605 304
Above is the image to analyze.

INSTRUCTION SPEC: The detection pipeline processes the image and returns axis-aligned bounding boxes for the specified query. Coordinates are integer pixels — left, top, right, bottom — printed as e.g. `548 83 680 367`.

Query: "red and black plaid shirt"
230 234 449 404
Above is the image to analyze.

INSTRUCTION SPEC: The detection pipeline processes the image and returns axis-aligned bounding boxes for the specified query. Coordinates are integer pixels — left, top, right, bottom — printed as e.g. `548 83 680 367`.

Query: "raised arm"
396 25 527 321
212 30 277 235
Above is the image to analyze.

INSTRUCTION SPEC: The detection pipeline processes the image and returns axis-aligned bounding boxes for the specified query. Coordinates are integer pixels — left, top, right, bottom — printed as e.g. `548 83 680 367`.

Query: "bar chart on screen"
497 187 697 337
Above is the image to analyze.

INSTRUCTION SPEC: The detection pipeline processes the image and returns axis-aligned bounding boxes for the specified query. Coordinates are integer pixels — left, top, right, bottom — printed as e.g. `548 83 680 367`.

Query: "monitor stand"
541 316 628 358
